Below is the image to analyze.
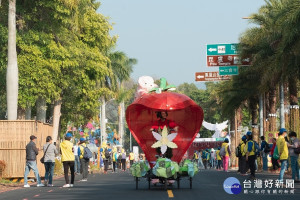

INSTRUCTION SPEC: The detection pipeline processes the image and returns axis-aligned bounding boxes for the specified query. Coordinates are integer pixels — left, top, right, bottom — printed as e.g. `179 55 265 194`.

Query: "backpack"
235 144 242 158
219 146 226 157
105 148 110 159
118 154 122 160
122 153 126 159
253 141 260 157
273 145 280 160
263 142 270 153
81 145 93 160
294 147 300 154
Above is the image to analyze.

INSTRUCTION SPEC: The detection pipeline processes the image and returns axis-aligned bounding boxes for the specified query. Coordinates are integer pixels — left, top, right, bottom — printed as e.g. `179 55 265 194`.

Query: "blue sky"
98 0 265 88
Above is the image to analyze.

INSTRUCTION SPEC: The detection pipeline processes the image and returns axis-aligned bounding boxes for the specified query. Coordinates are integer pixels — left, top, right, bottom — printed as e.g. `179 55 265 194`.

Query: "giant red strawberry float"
126 77 204 166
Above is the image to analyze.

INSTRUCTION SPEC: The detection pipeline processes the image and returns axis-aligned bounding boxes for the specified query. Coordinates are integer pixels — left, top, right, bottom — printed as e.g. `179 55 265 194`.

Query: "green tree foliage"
0 1 118 129
177 82 225 138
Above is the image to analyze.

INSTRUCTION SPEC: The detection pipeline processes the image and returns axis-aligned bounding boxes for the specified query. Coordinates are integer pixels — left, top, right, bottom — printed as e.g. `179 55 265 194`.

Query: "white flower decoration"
151 126 178 154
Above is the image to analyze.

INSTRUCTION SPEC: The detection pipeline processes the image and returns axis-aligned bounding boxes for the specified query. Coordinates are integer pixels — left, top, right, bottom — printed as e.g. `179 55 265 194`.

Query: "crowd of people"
192 128 299 183
23 133 139 188
22 127 299 188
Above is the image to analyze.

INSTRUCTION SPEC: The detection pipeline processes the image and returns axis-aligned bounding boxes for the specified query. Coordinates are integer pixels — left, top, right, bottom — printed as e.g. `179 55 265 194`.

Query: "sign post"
195 72 231 82
219 66 239 75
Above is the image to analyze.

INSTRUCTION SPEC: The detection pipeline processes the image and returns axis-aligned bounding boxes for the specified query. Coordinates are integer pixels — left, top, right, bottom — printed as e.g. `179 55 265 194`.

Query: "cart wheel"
148 177 151 190
136 177 139 190
177 177 180 189
190 177 192 189
164 178 168 190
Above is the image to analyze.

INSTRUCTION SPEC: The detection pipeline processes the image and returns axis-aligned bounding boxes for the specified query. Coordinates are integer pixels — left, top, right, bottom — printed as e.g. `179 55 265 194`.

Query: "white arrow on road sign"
197 75 204 79
208 48 217 52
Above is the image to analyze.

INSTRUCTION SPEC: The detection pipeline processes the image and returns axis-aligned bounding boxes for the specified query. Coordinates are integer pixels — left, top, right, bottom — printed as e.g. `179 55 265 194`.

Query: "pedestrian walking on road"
221 138 231 172
60 132 75 188
129 151 134 167
74 143 80 175
210 149 215 169
287 131 299 183
24 135 45 188
103 144 111 174
43 136 58 187
270 138 280 172
78 138 89 181
121 149 126 171
202 149 209 169
245 131 257 180
240 136 248 176
260 136 269 171
198 150 204 169
112 149 118 173
277 128 289 182
216 147 222 171
118 151 122 169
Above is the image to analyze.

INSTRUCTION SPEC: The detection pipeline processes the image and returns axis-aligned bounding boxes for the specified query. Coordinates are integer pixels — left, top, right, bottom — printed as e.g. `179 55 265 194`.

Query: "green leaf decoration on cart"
179 159 198 177
130 161 150 178
149 77 176 94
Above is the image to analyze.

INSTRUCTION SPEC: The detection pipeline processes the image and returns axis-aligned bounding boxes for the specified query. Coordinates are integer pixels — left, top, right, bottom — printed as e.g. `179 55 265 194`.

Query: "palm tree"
108 51 137 146
6 0 18 120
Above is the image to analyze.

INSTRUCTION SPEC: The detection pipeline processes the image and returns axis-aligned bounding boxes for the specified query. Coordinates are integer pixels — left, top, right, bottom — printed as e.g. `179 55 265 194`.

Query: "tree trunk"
229 118 236 168
118 104 122 146
25 103 31 120
6 0 18 120
17 107 25 120
118 101 125 147
288 77 299 135
268 87 277 132
36 96 47 123
52 98 62 143
250 96 259 142
264 92 269 133
100 96 106 144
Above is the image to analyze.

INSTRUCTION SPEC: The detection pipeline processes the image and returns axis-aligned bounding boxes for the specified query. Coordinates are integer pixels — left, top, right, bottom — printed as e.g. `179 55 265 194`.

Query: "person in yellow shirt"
216 147 222 171
221 138 231 172
129 151 134 167
112 149 118 173
240 136 248 176
277 128 288 181
245 131 257 180
193 150 199 163
60 132 75 188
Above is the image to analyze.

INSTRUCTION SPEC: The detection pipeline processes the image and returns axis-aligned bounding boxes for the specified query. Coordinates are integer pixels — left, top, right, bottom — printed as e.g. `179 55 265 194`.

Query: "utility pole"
101 97 106 144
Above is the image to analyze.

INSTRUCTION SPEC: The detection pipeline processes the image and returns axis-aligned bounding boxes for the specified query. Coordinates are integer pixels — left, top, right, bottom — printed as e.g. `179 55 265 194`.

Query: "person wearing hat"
216 147 222 171
78 137 89 181
240 135 248 176
60 132 75 187
24 135 44 187
277 128 289 182
287 131 300 183
245 131 256 180
221 138 231 172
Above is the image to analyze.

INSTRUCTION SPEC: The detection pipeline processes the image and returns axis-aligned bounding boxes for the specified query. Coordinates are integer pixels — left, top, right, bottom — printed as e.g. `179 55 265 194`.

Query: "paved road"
1 169 300 200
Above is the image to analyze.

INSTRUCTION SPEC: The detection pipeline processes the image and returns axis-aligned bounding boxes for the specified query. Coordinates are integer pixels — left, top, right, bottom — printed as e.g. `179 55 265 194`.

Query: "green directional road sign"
219 66 239 75
207 43 238 55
